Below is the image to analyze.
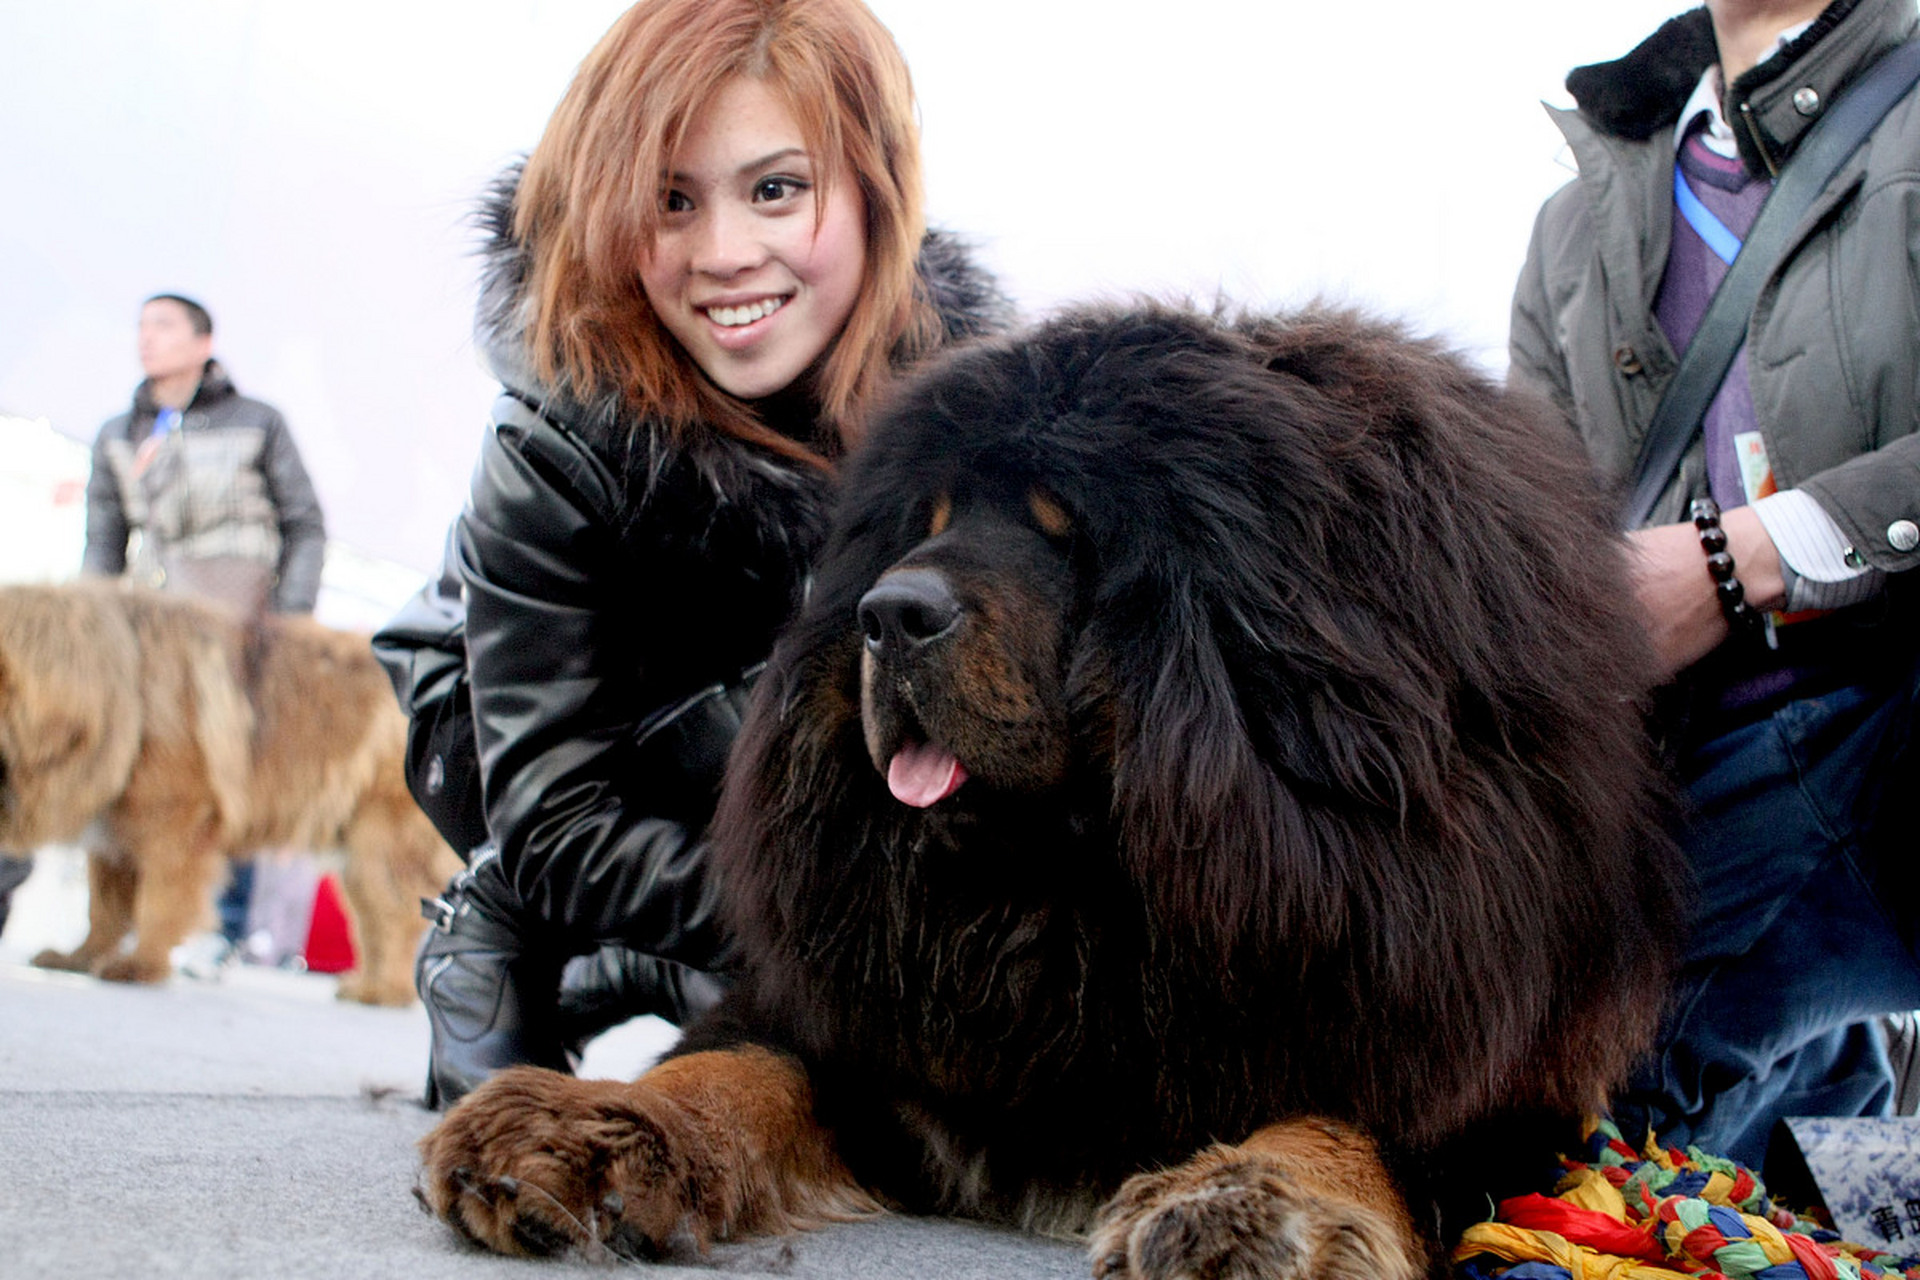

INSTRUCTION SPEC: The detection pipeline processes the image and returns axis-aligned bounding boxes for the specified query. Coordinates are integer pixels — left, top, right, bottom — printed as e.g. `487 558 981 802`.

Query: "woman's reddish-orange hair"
514 0 939 465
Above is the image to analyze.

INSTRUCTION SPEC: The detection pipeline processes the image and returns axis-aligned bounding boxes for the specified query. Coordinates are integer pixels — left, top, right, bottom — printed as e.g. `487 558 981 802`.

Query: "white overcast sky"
0 1 1685 575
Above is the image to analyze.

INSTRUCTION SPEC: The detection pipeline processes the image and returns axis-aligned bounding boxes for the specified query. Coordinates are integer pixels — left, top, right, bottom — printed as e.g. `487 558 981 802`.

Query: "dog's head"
852 448 1085 808
759 305 1297 845
0 584 147 851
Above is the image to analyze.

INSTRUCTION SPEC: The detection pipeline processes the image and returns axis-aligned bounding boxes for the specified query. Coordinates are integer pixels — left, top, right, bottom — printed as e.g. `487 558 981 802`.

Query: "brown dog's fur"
0 580 460 1004
417 305 1684 1276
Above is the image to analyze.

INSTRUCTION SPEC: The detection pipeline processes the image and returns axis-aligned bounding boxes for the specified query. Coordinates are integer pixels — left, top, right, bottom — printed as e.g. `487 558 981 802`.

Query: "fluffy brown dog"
417 305 1686 1276
0 580 460 1004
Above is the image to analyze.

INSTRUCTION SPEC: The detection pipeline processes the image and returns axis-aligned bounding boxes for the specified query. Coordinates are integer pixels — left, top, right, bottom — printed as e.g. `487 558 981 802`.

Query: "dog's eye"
1028 489 1072 540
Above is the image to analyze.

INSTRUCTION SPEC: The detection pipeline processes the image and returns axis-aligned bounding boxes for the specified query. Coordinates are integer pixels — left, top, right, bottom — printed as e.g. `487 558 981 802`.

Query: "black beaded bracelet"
1688 497 1765 632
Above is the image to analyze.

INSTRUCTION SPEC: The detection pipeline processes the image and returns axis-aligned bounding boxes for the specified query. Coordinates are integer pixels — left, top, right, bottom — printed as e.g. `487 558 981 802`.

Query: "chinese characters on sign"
1866 1198 1920 1242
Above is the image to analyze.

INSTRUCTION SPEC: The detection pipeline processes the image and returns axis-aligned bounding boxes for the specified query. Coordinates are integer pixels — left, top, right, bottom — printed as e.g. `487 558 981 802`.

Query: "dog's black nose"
859 569 962 655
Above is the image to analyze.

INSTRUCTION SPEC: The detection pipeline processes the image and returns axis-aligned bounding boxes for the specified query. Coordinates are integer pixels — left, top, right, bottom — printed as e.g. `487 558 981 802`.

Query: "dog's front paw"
417 1066 718 1260
30 947 87 972
334 968 414 1007
93 952 169 984
1089 1151 1421 1280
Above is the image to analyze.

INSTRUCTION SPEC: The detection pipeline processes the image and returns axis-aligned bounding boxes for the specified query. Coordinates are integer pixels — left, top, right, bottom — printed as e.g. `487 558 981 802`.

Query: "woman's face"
639 77 868 402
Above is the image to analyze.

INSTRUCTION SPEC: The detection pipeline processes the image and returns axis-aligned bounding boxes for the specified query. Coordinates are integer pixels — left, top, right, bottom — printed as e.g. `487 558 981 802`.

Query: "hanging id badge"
1733 430 1777 503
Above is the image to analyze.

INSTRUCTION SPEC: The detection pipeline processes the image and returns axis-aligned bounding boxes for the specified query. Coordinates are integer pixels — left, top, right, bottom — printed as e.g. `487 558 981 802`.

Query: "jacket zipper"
1737 100 1783 177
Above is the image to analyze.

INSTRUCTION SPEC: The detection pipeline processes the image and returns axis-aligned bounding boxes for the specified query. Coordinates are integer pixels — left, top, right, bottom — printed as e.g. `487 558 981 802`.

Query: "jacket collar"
1565 0 1916 176
130 358 234 417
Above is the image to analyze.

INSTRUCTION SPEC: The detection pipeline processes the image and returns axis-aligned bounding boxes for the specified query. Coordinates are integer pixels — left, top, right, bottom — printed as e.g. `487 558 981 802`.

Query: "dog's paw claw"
509 1212 576 1257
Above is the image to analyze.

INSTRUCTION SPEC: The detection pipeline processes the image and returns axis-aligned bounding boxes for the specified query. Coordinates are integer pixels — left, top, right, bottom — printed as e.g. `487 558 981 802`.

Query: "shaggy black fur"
683 303 1687 1256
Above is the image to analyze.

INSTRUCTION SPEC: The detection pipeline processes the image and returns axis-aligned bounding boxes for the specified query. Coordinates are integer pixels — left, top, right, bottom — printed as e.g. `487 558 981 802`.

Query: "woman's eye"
661 189 693 214
753 177 806 203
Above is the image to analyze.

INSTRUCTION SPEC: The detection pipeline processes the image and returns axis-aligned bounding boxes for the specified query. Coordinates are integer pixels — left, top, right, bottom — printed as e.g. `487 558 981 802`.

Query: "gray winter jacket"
85 360 327 613
1510 0 1920 575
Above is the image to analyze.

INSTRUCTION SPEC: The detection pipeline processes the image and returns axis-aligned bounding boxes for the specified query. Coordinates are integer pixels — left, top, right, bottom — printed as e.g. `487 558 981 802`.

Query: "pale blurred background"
1 0 1686 608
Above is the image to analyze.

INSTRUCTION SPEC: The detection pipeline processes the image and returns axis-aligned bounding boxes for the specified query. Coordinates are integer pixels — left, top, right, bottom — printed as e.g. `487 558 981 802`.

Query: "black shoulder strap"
1622 38 1920 530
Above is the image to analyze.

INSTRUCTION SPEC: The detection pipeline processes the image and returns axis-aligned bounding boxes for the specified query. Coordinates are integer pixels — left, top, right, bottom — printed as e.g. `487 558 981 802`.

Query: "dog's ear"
1100 574 1299 949
1097 540 1441 955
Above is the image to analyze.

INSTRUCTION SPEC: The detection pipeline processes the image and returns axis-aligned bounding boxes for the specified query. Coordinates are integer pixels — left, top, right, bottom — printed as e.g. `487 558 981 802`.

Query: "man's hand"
1626 504 1784 680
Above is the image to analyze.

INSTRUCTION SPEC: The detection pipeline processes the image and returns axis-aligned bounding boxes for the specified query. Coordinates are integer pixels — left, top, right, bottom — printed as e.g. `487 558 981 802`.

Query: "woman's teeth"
707 297 785 327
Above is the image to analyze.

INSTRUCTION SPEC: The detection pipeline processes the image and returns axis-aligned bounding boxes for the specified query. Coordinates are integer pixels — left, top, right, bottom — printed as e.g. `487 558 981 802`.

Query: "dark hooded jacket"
1509 0 1920 572
85 360 327 614
373 174 1011 964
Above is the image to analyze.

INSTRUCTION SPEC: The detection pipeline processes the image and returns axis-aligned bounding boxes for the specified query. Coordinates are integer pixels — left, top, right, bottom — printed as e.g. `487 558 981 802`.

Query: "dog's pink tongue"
887 742 968 808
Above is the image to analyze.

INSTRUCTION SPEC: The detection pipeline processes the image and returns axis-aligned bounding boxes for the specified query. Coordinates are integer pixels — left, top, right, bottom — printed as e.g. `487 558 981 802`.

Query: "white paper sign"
1780 1116 1920 1250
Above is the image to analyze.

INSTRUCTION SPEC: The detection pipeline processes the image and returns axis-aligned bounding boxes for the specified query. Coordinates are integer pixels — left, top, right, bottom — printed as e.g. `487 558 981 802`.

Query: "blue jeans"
217 860 256 946
1613 660 1920 1172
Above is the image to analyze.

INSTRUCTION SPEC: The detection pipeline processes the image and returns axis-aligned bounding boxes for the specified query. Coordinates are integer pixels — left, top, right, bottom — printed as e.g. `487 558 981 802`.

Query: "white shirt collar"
1672 20 1817 159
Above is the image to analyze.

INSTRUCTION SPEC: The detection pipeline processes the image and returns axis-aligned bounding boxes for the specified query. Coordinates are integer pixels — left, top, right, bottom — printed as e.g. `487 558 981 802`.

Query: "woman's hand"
1626 504 1785 680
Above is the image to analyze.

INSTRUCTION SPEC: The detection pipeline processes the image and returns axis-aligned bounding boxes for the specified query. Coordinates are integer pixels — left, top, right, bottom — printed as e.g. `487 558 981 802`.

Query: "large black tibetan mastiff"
419 304 1684 1279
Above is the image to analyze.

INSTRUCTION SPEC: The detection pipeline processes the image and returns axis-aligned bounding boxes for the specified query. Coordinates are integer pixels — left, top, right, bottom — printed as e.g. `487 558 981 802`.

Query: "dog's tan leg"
93 814 224 985
31 850 136 971
1089 1117 1425 1280
333 800 446 1006
418 1047 877 1259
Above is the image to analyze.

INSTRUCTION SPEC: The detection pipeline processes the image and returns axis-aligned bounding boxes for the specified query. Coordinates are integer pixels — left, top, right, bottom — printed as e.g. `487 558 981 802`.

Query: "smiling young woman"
372 0 1011 1109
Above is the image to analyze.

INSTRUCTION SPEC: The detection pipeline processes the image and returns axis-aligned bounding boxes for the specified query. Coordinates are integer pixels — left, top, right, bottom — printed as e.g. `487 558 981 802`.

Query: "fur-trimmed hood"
1564 0 1915 175
468 163 1015 447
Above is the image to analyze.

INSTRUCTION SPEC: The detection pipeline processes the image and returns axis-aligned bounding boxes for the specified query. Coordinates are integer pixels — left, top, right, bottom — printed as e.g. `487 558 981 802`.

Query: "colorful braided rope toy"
1452 1119 1920 1280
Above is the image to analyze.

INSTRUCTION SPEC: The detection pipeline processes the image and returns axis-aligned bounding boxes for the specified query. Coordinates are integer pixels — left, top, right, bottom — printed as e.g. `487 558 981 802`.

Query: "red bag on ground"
303 873 357 974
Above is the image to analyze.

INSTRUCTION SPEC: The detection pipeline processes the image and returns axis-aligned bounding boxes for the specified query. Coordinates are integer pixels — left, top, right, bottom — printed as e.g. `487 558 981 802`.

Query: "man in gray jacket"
83 293 326 617
1510 0 1920 1172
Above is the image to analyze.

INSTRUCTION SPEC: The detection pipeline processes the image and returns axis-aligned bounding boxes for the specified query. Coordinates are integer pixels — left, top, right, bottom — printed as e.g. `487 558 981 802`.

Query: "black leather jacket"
374 181 1010 965
459 390 835 958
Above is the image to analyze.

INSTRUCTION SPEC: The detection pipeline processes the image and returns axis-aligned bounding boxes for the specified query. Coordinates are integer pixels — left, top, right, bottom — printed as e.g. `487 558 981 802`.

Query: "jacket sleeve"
370 523 491 855
1797 436 1920 574
456 410 728 967
82 427 130 577
259 408 328 613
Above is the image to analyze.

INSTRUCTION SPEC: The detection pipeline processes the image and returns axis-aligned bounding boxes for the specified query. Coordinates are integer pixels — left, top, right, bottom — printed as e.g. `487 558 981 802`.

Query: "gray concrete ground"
0 848 1087 1280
